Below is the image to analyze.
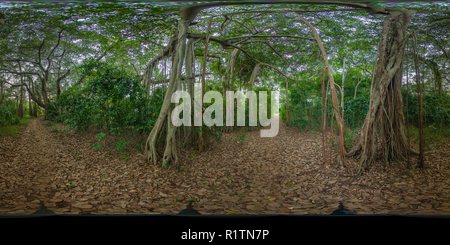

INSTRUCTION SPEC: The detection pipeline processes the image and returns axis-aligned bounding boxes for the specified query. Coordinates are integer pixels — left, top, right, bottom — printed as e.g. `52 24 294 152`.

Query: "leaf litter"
1 118 450 215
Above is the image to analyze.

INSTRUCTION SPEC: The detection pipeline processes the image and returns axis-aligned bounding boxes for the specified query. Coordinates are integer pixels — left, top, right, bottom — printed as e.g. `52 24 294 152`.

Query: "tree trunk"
183 38 199 147
16 61 24 118
56 66 62 96
347 9 416 166
28 78 32 117
413 34 425 168
223 45 243 133
248 63 262 127
342 56 346 97
294 13 347 167
0 79 3 102
285 78 291 126
31 79 38 117
144 10 195 166
42 76 49 117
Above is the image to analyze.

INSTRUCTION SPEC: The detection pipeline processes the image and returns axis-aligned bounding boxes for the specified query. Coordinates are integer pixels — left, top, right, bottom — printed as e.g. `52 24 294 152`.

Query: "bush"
46 100 62 122
0 125 20 137
343 95 370 128
56 59 163 137
403 90 450 128
0 98 21 127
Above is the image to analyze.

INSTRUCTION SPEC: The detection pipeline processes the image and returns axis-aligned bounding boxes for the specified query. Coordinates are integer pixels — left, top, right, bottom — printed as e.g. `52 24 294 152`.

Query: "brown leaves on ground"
1 118 450 215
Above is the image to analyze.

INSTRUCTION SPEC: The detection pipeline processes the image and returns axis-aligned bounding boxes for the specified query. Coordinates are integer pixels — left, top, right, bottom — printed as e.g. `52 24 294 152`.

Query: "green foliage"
207 125 223 144
408 124 450 148
0 99 29 137
93 132 106 150
286 80 370 131
234 130 246 143
403 90 450 128
18 118 28 126
343 126 357 149
50 126 58 132
44 120 54 126
0 125 20 137
96 132 106 141
56 59 163 137
0 98 21 127
46 100 61 122
116 139 128 153
93 143 102 150
343 95 370 128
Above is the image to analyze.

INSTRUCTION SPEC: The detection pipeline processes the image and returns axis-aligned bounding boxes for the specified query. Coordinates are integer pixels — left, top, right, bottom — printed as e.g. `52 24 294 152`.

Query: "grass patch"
19 118 29 126
0 125 20 137
407 124 450 148
0 118 28 137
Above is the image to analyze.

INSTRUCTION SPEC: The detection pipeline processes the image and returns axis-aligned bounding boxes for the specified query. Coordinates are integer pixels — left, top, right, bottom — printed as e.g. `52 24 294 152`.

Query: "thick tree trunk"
347 9 415 166
144 12 194 166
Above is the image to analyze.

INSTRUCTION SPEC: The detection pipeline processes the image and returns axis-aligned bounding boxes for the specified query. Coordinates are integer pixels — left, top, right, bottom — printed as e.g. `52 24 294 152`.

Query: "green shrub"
403 90 450 128
45 101 62 122
19 118 28 126
0 99 20 126
93 132 105 150
116 139 128 153
57 59 163 136
0 125 19 137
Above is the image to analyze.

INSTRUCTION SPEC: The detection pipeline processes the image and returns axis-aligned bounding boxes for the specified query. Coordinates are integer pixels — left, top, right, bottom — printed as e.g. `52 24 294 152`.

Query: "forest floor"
1 117 450 215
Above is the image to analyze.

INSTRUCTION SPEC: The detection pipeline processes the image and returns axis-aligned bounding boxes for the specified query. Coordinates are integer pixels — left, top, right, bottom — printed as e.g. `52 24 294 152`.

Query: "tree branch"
241 40 286 60
224 34 315 41
55 69 70 83
4 80 45 108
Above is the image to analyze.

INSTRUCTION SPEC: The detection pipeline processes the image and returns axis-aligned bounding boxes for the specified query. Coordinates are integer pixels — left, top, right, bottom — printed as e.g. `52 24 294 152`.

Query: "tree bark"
285 78 291 126
144 9 195 166
347 9 416 166
28 77 32 117
342 56 346 97
412 34 425 168
18 61 24 118
0 79 3 102
183 37 199 147
293 12 347 167
31 79 37 117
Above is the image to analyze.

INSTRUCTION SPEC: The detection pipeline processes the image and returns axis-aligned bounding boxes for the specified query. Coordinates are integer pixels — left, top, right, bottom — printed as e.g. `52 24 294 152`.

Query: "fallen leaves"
1 119 450 215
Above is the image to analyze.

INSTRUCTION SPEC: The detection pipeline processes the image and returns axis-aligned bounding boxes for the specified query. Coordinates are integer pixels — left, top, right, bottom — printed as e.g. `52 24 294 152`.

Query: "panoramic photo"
1 0 450 219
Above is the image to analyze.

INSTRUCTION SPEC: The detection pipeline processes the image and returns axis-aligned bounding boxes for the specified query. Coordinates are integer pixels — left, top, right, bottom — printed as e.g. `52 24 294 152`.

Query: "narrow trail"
0 118 62 214
1 117 450 215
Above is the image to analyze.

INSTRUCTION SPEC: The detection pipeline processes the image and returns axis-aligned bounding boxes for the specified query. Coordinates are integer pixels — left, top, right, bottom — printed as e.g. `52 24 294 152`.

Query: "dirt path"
0 118 62 214
1 117 450 215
